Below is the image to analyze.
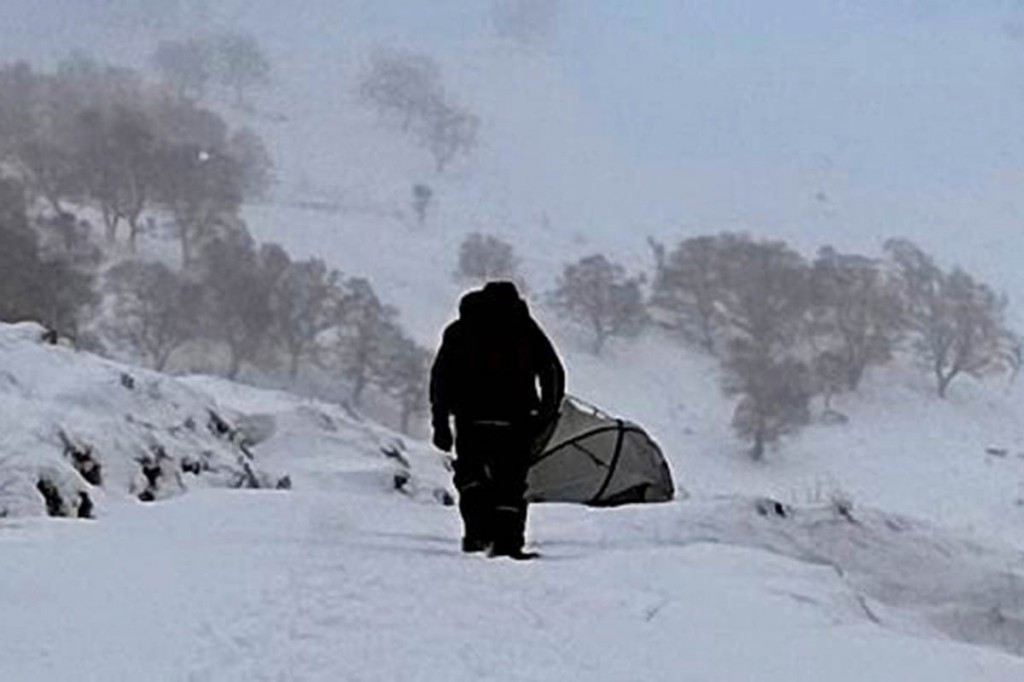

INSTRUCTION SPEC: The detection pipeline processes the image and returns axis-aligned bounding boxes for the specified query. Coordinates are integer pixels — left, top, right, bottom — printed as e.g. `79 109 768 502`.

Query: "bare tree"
455 232 520 284
148 92 229 150
103 260 201 370
227 128 273 200
723 340 813 460
649 235 725 353
270 258 342 380
416 99 479 173
712 236 814 457
885 238 1018 398
714 234 811 351
929 269 1015 397
0 62 37 161
8 65 85 214
549 253 647 354
73 105 159 249
0 178 47 323
358 49 443 132
212 32 272 109
155 144 244 266
35 212 100 267
147 99 268 265
0 57 147 217
15 139 81 216
377 331 432 434
328 277 399 407
150 38 213 102
811 349 848 415
195 230 276 379
358 48 479 172
808 247 903 390
0 178 95 337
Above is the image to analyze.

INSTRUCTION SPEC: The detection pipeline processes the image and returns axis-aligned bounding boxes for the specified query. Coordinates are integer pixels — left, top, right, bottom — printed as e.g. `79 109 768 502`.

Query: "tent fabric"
525 397 676 507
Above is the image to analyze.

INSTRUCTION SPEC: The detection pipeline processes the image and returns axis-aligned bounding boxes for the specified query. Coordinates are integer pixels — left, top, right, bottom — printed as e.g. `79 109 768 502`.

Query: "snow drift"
0 322 289 518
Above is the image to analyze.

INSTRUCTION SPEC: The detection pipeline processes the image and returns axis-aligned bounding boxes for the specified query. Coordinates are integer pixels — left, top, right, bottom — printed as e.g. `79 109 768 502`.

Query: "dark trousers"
453 421 531 552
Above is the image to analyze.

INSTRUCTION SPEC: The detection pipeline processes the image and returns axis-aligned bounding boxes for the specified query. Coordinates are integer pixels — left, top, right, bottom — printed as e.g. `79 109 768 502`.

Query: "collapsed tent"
526 397 676 507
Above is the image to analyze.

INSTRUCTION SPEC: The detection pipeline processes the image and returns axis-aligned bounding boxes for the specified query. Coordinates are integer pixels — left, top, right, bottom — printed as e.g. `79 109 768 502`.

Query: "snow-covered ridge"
0 322 286 518
0 320 451 520
4 319 1024 677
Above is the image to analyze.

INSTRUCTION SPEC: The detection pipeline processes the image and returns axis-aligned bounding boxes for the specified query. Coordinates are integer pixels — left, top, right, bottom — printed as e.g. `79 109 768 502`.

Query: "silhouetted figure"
430 281 564 558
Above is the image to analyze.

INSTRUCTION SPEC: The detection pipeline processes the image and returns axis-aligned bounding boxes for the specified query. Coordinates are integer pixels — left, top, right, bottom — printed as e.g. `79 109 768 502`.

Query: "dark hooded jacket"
430 282 565 428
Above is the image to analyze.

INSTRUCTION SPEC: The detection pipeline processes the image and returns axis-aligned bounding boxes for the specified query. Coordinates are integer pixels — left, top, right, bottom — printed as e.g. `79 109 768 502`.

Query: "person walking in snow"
430 281 565 558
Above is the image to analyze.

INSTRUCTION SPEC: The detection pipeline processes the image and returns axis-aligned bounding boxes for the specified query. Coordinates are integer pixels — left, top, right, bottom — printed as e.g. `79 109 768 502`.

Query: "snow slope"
4 329 1024 679
4 5 1024 678
0 322 284 518
6 485 1024 681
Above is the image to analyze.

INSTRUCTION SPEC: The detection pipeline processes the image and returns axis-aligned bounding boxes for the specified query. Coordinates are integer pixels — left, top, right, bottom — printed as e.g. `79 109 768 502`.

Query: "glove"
432 422 453 453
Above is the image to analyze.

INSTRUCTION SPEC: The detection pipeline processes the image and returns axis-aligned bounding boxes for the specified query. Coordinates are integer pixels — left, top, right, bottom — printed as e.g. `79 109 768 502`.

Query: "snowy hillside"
4 321 1024 678
0 322 274 518
2 344 1024 678
5 2 1024 679
0 322 443 519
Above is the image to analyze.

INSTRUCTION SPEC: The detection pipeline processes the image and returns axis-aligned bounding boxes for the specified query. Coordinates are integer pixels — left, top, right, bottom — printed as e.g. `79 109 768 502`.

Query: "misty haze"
2 2 1024 680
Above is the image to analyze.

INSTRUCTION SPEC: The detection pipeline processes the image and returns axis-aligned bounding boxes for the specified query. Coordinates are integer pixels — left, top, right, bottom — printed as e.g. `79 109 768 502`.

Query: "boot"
461 537 491 553
488 543 540 560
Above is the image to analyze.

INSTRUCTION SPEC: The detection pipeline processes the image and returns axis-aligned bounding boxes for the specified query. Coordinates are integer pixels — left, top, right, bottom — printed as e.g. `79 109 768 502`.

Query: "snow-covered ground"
4 326 1024 679
5 3 1024 678
5 483 1024 681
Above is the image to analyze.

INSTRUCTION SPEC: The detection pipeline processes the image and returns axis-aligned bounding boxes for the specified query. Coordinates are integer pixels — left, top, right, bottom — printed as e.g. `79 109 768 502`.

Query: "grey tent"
526 397 676 507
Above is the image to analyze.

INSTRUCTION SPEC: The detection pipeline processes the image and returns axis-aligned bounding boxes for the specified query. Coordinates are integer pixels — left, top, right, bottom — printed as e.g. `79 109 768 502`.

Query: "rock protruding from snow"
0 322 286 518
180 374 454 507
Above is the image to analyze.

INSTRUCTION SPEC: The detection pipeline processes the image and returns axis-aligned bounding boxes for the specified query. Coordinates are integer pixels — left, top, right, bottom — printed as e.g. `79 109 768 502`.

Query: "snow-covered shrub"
549 253 648 354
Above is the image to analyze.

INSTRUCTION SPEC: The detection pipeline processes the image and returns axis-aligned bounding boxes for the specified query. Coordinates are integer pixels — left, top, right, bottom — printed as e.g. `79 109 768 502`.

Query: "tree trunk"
592 319 606 355
154 349 171 373
351 370 367 407
846 360 865 392
179 223 192 268
128 215 141 253
750 414 766 461
751 430 765 461
937 370 956 399
103 208 120 243
701 325 716 355
227 345 242 380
